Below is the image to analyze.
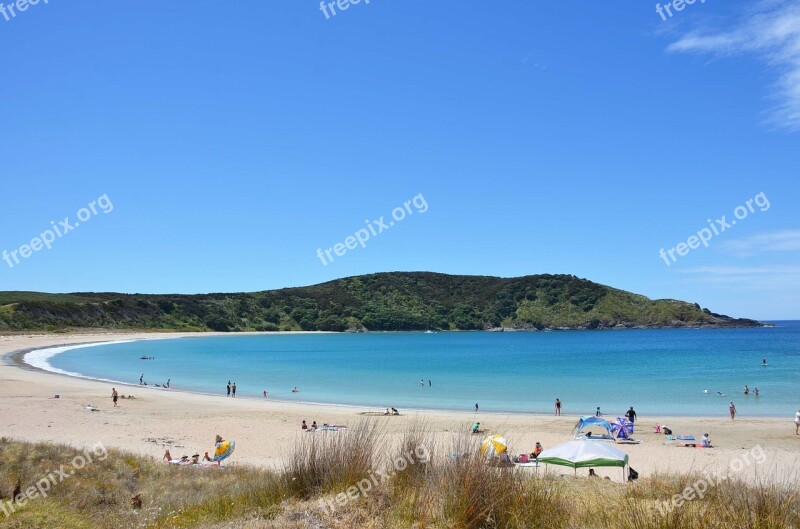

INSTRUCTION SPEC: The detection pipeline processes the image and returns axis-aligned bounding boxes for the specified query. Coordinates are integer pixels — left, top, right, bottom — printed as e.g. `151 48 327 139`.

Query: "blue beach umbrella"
610 417 634 440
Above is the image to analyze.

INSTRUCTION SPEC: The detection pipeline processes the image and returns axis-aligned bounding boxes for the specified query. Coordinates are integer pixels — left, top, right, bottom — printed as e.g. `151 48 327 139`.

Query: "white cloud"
667 0 800 130
719 230 800 255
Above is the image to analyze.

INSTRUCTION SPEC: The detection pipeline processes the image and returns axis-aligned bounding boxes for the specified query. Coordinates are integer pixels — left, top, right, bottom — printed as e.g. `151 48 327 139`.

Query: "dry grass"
1 424 799 529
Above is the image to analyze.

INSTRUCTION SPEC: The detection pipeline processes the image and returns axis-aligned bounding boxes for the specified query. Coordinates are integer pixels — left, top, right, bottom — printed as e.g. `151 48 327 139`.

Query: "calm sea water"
40 322 800 417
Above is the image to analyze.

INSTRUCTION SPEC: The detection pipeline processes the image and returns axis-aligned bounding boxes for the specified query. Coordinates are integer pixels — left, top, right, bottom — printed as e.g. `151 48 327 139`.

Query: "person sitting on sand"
191 453 200 464
311 421 318 431
588 469 598 478
384 408 390 415
391 407 399 415
531 442 543 459
701 433 712 448
202 451 211 462
163 450 173 463
301 420 308 430
472 422 481 434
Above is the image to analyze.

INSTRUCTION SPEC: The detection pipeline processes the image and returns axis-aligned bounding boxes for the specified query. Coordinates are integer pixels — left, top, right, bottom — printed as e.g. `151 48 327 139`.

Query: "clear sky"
1 0 798 320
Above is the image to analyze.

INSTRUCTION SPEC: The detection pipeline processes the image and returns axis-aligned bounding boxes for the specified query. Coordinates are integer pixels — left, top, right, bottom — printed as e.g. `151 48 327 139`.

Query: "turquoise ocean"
37 322 800 417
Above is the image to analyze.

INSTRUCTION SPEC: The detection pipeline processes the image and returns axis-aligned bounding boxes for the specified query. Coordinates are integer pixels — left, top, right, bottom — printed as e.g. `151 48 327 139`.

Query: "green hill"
0 272 762 332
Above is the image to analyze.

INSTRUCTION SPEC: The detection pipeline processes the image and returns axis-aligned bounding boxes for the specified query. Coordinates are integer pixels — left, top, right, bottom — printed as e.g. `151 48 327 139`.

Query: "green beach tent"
537 440 629 480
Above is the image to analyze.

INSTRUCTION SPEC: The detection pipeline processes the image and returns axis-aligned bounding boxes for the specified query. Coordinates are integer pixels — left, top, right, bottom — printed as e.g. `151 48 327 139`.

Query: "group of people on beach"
139 374 170 388
226 381 237 397
163 434 228 466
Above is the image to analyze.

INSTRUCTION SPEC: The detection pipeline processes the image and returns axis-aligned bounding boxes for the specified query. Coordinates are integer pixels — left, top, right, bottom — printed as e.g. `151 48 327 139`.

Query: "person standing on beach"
729 401 737 420
625 406 637 424
232 382 237 397
555 399 561 416
226 382 231 397
475 402 479 412
140 373 144 385
111 388 118 407
794 410 800 435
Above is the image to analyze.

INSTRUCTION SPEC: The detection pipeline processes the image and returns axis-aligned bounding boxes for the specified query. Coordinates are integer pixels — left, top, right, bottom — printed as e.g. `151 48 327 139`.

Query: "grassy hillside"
0 272 762 333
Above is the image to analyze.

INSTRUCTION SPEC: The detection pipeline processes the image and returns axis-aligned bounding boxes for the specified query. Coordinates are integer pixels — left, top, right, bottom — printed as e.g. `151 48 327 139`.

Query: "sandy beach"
1 332 798 483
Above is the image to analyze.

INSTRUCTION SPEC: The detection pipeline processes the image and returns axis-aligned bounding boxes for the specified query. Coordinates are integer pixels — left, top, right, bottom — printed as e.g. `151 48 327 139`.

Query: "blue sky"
0 0 798 320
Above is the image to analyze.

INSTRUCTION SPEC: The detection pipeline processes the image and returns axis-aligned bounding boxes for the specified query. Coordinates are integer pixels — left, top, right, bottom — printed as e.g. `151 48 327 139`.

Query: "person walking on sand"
112 388 118 407
625 406 637 424
475 402 479 412
140 373 144 385
555 398 561 416
729 401 737 420
226 382 231 397
232 382 237 397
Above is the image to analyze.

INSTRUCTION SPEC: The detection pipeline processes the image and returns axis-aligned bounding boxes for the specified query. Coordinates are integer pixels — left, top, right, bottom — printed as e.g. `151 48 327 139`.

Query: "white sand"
1 332 798 483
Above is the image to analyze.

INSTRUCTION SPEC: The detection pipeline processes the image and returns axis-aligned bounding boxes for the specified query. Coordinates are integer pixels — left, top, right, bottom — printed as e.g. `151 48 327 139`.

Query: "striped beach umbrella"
214 439 235 463
480 434 508 459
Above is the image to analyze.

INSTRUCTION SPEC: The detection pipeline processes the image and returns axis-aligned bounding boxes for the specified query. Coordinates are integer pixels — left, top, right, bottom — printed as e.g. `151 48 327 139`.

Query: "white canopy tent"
537 440 630 481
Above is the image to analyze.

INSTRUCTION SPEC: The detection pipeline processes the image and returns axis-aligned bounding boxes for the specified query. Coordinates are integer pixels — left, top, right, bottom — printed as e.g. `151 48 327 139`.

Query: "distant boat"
424 330 434 334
